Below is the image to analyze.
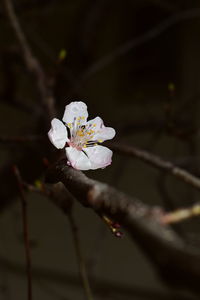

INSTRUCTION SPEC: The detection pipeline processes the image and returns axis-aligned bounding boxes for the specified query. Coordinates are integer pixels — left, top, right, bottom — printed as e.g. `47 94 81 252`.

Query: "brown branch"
68 212 94 300
3 0 55 120
84 8 200 76
15 178 199 298
13 166 32 300
25 181 94 299
68 8 200 94
0 255 193 300
108 142 200 191
161 203 200 225
45 160 200 293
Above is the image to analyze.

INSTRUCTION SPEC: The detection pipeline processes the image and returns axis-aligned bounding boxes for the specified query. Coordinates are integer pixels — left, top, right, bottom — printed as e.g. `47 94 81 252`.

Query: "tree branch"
68 8 200 93
0 254 194 300
3 0 55 120
108 142 200 191
13 166 32 300
45 160 200 293
68 211 94 300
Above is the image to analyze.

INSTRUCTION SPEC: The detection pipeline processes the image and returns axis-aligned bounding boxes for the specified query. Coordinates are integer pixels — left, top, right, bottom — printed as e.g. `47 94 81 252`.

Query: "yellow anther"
98 139 103 143
77 130 84 137
81 116 85 120
93 124 96 127
83 145 87 148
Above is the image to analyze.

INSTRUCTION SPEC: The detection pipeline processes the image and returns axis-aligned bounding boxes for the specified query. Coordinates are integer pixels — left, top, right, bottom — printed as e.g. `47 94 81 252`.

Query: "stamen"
77 130 84 137
69 118 99 150
86 141 97 145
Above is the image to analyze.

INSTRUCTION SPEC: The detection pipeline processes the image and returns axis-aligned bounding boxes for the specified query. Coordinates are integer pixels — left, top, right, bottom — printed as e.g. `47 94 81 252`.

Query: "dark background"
1 0 200 299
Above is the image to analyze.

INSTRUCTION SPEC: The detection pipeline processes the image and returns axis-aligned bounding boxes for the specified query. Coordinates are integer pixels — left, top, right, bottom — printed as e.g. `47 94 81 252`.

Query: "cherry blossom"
48 101 116 170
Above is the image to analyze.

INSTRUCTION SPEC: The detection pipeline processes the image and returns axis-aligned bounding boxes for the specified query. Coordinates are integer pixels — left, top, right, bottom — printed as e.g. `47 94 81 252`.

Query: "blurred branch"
3 0 55 120
162 203 200 225
0 49 41 115
2 130 200 191
68 211 94 300
2 131 200 192
2 165 199 299
13 166 32 300
71 8 200 92
45 160 200 292
0 256 194 300
156 172 176 210
85 8 200 75
25 181 94 300
108 142 200 191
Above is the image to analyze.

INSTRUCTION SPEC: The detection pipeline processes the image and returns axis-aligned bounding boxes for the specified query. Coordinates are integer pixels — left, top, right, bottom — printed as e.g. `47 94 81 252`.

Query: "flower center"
65 116 101 150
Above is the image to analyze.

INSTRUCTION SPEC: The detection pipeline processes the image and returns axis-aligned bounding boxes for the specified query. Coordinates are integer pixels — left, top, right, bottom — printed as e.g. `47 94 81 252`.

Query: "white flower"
48 101 116 170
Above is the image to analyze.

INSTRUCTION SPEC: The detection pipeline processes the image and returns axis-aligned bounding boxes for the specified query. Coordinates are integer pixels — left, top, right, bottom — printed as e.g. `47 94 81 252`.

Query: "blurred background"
1 0 200 299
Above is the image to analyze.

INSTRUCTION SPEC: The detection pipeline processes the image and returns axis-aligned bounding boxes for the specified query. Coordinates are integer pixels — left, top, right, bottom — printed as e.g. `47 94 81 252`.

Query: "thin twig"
68 212 94 300
25 181 94 299
85 8 200 76
13 166 32 300
108 142 200 191
161 203 200 225
0 254 193 300
69 8 200 93
3 0 55 120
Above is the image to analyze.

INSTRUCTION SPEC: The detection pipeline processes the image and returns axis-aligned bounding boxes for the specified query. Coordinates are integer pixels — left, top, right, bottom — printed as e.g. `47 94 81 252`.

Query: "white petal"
87 116 103 130
62 101 88 124
87 116 116 142
94 127 116 141
84 145 113 170
48 118 68 149
65 147 91 170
